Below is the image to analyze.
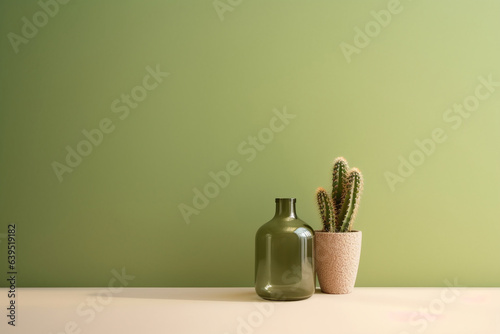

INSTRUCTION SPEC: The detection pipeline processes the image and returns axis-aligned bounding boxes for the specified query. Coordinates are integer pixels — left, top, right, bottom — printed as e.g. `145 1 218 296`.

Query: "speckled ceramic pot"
315 230 362 294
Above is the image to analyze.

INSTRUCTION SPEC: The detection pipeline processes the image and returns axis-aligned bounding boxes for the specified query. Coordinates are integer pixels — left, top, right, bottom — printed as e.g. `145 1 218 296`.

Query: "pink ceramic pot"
315 230 362 294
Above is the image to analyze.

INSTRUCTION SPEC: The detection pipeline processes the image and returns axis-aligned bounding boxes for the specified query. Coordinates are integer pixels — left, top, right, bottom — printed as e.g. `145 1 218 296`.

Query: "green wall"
1 0 499 287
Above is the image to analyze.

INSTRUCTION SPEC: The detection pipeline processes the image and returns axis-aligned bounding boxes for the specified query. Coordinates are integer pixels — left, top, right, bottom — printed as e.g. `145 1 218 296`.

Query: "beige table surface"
1 287 499 334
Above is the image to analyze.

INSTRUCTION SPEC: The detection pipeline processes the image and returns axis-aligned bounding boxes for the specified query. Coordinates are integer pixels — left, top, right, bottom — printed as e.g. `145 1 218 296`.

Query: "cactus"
331 157 349 230
316 158 364 232
339 168 363 232
316 187 335 232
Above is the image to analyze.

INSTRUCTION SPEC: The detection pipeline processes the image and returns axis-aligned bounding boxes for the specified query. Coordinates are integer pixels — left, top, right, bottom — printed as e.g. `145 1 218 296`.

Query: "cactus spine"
316 158 364 232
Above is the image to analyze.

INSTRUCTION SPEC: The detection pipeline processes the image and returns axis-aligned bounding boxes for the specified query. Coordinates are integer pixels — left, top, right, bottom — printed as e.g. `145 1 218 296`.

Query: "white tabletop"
1 287 499 334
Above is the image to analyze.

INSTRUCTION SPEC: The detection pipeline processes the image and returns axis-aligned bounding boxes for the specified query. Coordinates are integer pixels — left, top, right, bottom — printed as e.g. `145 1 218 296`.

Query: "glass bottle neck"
274 198 297 218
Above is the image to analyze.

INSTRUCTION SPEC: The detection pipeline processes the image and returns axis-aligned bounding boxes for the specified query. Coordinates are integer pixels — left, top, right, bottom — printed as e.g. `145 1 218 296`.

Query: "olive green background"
1 0 499 287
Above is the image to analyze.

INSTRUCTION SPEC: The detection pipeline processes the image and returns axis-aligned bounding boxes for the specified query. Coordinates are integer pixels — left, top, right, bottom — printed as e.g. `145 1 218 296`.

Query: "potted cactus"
315 157 364 294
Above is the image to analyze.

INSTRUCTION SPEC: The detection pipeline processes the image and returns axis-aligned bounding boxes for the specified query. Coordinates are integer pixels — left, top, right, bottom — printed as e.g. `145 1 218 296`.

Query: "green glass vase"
255 198 315 301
